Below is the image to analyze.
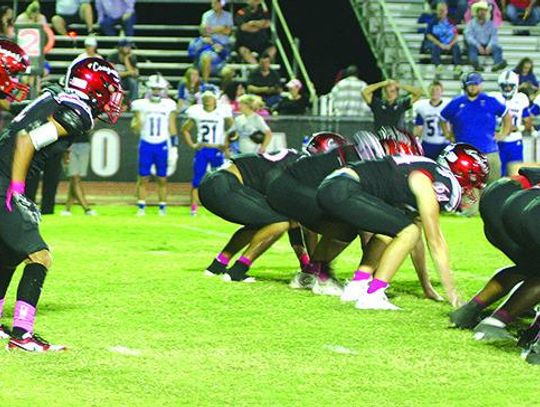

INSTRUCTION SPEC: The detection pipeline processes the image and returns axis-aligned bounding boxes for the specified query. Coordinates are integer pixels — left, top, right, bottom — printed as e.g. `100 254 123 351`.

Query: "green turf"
0 207 538 406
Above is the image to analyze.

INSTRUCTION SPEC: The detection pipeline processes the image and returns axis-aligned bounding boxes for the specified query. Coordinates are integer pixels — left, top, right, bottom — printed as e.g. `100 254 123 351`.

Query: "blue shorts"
498 140 524 176
192 147 224 187
198 50 226 75
421 141 449 160
139 140 169 177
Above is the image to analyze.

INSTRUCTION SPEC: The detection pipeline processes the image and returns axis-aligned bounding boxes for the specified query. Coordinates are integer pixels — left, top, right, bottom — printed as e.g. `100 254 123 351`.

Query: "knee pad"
27 250 52 269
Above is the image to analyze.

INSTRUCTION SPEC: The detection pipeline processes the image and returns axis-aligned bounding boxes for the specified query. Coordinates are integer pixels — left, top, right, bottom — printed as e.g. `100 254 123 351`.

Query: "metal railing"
351 0 428 94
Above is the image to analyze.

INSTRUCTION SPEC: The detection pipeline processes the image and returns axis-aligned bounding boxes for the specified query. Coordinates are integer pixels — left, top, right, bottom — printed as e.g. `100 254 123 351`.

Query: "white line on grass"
109 346 142 356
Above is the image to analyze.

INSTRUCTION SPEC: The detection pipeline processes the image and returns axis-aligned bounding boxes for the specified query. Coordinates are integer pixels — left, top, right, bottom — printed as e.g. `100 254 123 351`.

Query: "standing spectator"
52 0 95 35
330 65 370 117
362 79 424 131
501 0 540 26
514 57 539 99
247 52 282 109
273 78 309 115
187 35 230 83
0 6 14 38
177 67 204 113
15 1 55 54
465 1 507 72
235 0 276 64
234 94 272 154
200 0 233 50
95 0 136 37
75 36 103 62
426 2 463 78
413 80 451 159
107 39 139 103
441 72 512 184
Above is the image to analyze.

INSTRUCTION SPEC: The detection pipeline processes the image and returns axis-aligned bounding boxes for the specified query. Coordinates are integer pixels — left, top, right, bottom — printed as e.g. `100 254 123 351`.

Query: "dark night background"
16 0 382 94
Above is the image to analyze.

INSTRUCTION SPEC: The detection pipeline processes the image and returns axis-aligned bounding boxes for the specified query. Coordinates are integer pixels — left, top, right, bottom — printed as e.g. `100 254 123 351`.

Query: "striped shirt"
330 77 371 117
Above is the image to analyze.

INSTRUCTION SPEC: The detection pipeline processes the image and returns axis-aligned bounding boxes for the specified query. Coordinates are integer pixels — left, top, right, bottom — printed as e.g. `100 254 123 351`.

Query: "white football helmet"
498 70 519 99
145 74 169 101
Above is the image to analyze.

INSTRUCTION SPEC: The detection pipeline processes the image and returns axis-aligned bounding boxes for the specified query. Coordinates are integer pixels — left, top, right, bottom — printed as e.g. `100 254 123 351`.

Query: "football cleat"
7 332 66 352
355 290 401 311
158 209 166 217
0 324 10 340
222 273 255 283
473 318 516 341
289 271 315 289
203 259 227 277
341 279 371 302
311 276 343 296
60 210 72 217
517 324 540 349
449 302 482 329
85 209 98 216
136 209 146 217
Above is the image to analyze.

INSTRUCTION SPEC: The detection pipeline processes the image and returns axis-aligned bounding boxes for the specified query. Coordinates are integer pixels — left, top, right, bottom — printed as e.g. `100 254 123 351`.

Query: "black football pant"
26 150 63 215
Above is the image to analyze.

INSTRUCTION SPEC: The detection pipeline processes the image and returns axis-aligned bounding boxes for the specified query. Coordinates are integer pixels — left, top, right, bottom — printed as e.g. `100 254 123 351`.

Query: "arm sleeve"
256 115 270 132
487 23 498 48
464 22 479 48
494 99 508 117
440 100 454 121
125 0 136 15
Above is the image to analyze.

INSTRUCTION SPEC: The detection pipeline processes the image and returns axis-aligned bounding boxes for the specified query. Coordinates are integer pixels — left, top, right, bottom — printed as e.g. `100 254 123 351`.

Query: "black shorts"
317 174 414 237
59 13 80 26
199 170 287 227
235 36 273 54
0 186 48 267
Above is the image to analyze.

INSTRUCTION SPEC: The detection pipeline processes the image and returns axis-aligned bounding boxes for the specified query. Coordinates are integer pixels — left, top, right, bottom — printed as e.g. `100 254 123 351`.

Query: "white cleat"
222 273 256 283
355 290 401 310
85 209 98 216
60 210 72 216
0 325 10 340
158 209 167 217
136 209 146 217
341 279 371 302
289 271 315 289
311 277 343 296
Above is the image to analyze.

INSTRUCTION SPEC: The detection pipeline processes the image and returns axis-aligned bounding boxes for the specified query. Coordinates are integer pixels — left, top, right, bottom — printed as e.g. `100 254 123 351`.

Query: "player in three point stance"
0 52 123 352
182 89 234 216
317 142 488 310
131 74 178 216
199 148 309 282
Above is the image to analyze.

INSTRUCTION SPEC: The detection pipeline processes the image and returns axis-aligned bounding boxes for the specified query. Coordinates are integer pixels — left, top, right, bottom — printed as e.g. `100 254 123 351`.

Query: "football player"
317 142 488 309
0 51 123 351
412 80 450 160
489 70 530 176
131 74 178 216
182 89 234 216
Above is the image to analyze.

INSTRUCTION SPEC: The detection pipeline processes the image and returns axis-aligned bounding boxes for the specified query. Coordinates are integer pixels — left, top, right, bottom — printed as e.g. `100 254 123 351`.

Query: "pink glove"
5 181 25 212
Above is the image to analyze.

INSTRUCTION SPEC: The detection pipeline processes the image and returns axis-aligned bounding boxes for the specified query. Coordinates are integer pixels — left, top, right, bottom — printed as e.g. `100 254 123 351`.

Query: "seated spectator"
235 0 276 64
273 79 309 115
426 2 463 78
16 1 55 54
246 52 282 109
464 0 503 26
201 0 233 50
219 65 236 94
96 0 136 37
330 65 370 117
465 1 507 72
177 67 204 112
188 35 230 83
107 39 139 103
514 57 539 99
220 81 244 112
0 6 14 38
501 0 540 26
74 36 102 62
429 0 468 23
52 0 94 35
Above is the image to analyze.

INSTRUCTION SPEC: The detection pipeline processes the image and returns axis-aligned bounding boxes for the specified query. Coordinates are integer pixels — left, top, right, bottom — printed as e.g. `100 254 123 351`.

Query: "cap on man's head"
286 78 303 89
462 71 484 87
117 38 132 47
471 1 489 12
344 65 359 78
85 36 97 47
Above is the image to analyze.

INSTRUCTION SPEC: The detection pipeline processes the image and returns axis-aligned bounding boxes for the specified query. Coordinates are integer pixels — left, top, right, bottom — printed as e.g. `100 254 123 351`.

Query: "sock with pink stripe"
12 263 47 337
493 309 513 325
299 254 310 267
12 301 36 335
367 278 389 294
353 269 371 281
216 253 230 266
238 256 253 267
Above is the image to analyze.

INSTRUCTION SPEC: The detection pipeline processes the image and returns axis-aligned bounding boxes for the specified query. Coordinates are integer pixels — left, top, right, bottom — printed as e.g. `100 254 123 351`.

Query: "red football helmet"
65 57 123 123
437 143 489 192
303 132 349 155
377 127 424 156
0 39 30 102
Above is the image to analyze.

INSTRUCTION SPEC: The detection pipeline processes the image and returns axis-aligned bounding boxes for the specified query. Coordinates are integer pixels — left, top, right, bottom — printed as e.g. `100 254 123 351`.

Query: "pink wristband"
9 181 26 195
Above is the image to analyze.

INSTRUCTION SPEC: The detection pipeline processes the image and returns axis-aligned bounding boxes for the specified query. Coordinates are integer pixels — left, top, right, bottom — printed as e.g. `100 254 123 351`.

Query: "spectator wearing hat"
465 1 507 72
330 65 370 117
273 79 309 115
235 0 276 64
108 39 139 102
74 36 103 62
502 0 540 26
52 0 95 35
95 0 136 37
247 52 282 109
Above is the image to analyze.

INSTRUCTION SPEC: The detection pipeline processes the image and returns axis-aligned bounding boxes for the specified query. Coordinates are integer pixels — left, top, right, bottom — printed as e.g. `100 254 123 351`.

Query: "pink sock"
493 309 512 325
216 253 230 266
472 296 487 309
191 204 198 211
13 300 36 334
238 256 253 267
299 253 310 266
353 270 371 281
0 298 4 319
367 278 389 294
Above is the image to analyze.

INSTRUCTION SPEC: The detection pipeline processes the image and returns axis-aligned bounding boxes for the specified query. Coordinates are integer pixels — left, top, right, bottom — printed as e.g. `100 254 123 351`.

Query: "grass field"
0 206 538 406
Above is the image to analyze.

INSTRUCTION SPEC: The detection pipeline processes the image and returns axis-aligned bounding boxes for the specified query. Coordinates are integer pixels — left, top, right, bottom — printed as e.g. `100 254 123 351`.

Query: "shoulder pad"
53 91 94 131
53 104 92 136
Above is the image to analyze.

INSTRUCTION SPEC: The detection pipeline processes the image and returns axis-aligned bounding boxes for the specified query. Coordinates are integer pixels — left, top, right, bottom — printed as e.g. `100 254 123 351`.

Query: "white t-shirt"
413 98 450 145
186 104 233 145
489 91 530 142
131 98 177 144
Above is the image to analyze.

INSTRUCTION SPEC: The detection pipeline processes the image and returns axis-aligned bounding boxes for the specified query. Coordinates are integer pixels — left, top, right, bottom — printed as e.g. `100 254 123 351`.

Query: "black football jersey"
0 86 94 181
351 155 462 212
232 149 300 194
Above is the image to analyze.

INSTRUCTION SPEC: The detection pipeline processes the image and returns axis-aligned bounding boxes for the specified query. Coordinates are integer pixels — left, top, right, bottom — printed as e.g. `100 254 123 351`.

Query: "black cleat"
204 259 227 277
449 302 482 329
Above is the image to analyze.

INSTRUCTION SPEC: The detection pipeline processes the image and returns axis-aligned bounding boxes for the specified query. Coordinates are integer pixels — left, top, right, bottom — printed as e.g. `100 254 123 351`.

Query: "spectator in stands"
95 0 136 37
501 0 540 26
235 94 272 154
108 39 139 103
188 35 230 83
362 79 424 131
464 0 503 26
52 0 95 35
220 81 244 113
0 6 14 38
235 0 276 64
426 2 463 78
201 0 234 50
177 67 204 112
219 65 236 94
75 36 102 61
514 57 539 99
16 1 55 54
429 0 468 23
465 1 507 72
273 78 309 115
247 52 282 109
330 65 370 117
